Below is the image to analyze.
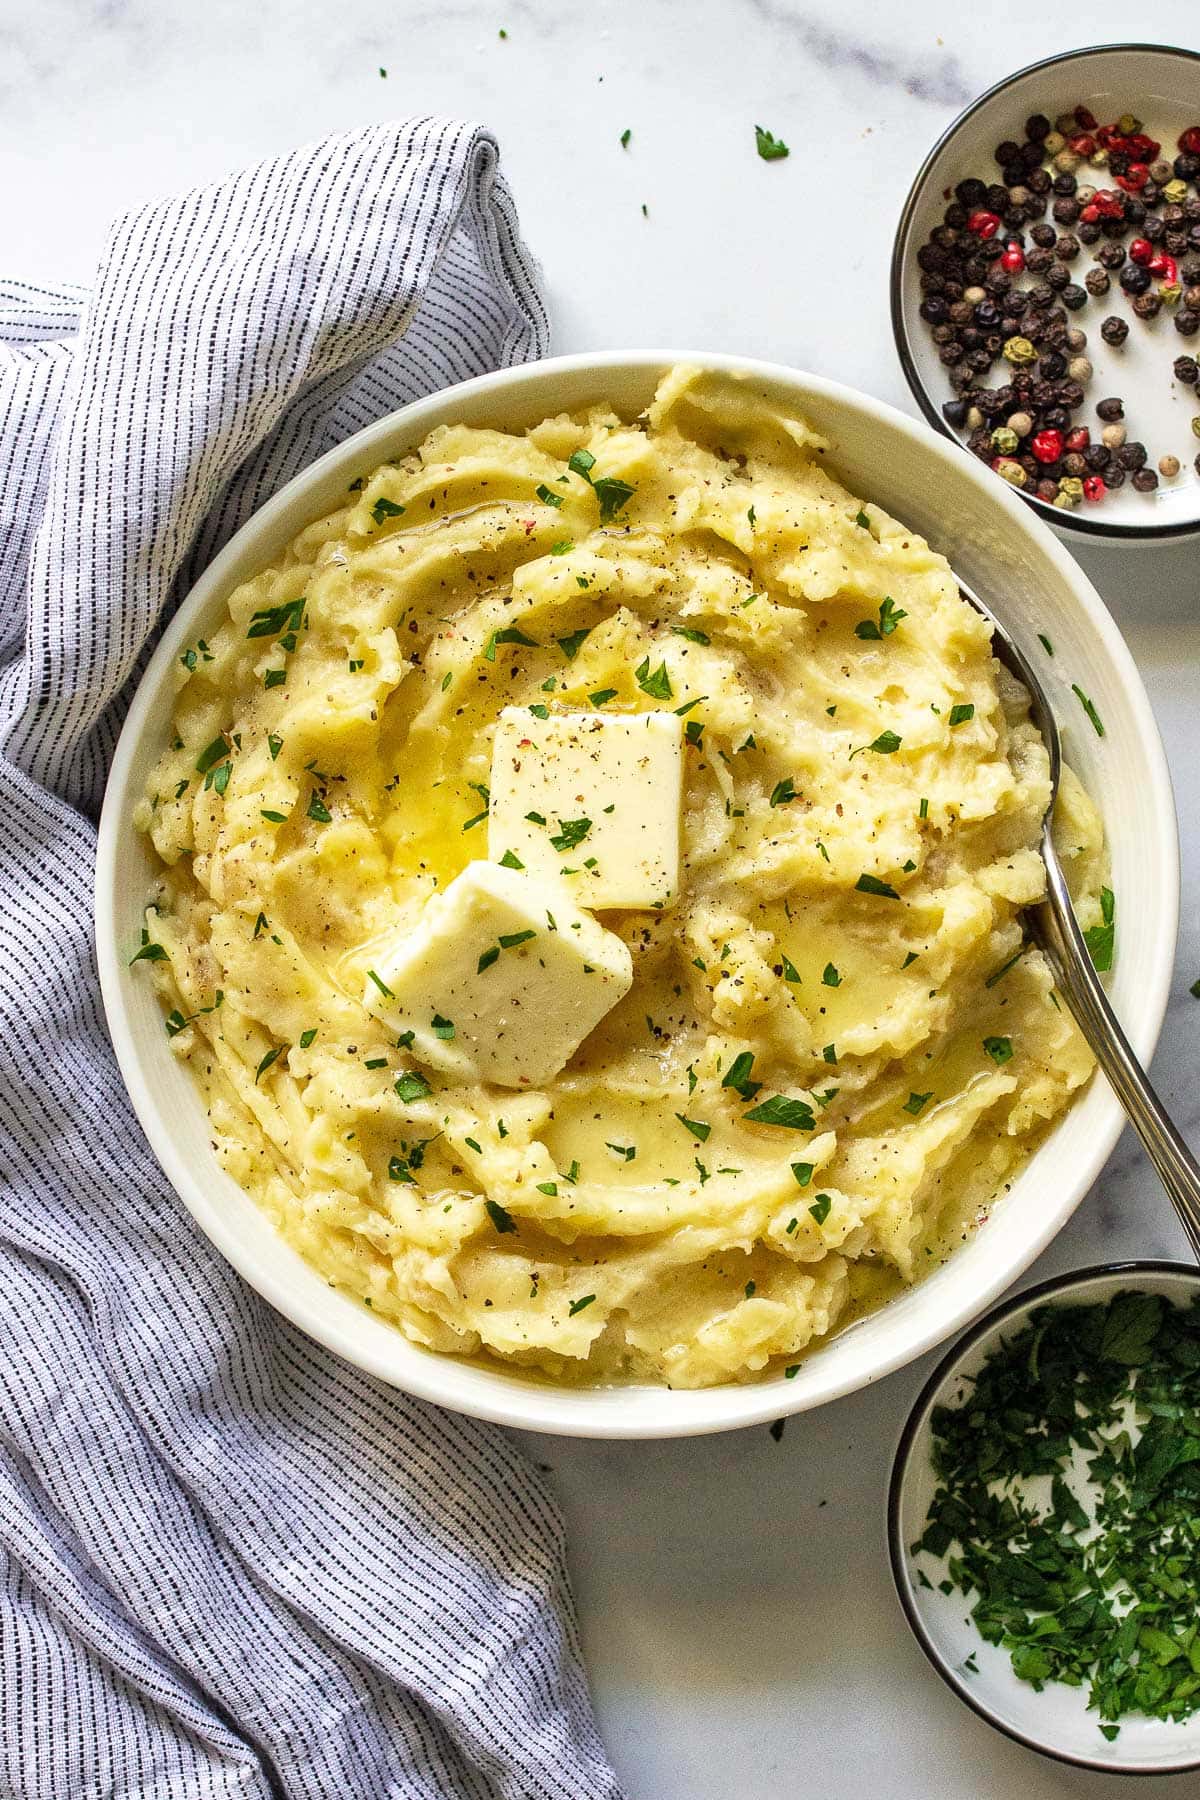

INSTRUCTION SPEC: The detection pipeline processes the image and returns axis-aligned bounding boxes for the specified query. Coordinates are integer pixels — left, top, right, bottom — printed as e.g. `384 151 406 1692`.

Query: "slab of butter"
361 860 633 1088
487 707 683 910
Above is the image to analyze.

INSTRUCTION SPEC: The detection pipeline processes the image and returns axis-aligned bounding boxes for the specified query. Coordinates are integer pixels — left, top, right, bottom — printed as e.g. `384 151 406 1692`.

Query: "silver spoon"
958 578 1200 1260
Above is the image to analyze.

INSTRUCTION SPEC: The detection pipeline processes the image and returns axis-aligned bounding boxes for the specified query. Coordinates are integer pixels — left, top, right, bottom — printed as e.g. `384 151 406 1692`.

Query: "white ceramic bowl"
890 1263 1200 1775
892 42 1200 543
96 351 1179 1438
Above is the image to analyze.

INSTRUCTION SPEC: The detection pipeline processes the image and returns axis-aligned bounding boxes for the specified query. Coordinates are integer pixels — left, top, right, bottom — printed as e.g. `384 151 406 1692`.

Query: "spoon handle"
1035 846 1200 1261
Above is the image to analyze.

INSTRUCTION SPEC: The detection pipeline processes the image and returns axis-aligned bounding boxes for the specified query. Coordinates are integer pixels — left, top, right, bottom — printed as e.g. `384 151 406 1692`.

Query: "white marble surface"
6 2 1200 1793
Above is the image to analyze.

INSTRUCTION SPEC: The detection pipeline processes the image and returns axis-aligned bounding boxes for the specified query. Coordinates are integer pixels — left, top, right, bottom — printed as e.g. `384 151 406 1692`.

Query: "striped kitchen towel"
0 119 622 1800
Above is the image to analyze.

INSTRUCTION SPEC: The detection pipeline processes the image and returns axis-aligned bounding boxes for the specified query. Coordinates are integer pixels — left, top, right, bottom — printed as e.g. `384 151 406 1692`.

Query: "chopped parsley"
246 597 304 641
620 128 631 149
568 1294 597 1316
254 1046 283 1083
791 1162 814 1188
557 626 592 660
395 1071 432 1103
593 476 636 523
366 969 394 999
1038 632 1055 656
903 1091 933 1116
430 1014 455 1040
370 497 405 525
821 963 841 988
854 596 907 641
306 792 332 824
499 848 524 869
299 1028 318 1049
808 1194 832 1226
744 1094 815 1132
913 1291 1200 1734
634 657 673 700
1084 887 1116 974
589 688 618 707
983 1035 1014 1065
948 703 975 728
851 730 902 759
855 873 899 899
129 930 168 966
1072 684 1105 737
550 817 592 852
675 1113 711 1142
722 1051 761 1101
671 625 710 644
568 448 596 482
485 1199 517 1234
534 483 564 508
754 124 790 161
769 777 797 807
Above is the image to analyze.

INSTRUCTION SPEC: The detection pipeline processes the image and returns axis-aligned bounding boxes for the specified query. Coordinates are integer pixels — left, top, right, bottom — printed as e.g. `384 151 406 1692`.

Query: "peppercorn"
1096 396 1124 421
1195 451 1200 476
1066 356 1093 385
1117 441 1147 470
1120 264 1152 295
1043 404 1071 430
956 178 988 207
1025 246 1054 274
1102 422 1127 450
1052 489 1079 510
994 457 1027 486
1007 410 1033 436
1028 167 1053 194
1174 354 1199 384
991 425 1019 455
1066 327 1088 352
1193 417 1200 439
1184 262 1200 286
1175 153 1200 182
1031 428 1064 463
1085 268 1111 296
1063 452 1088 477
1026 113 1051 140
1084 443 1111 471
1078 220 1102 245
1132 467 1158 492
1160 283 1183 309
1101 316 1129 346
942 398 968 428
1059 381 1086 409
1082 475 1106 502
1150 158 1173 185
1177 310 1200 337
1132 292 1163 320
1002 335 1037 365
1035 478 1059 501
1143 214 1166 243
1185 287 1200 311
1106 463 1127 489
1064 426 1090 451
1159 454 1181 478
1061 284 1088 311
1097 242 1126 269
1052 197 1080 225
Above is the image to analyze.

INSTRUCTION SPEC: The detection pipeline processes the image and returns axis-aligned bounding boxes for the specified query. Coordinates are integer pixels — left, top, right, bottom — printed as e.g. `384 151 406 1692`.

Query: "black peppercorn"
1125 198 1146 226
1195 452 1200 476
920 297 949 324
1063 452 1088 478
1175 309 1200 337
942 398 968 428
1042 406 1070 431
1078 220 1103 246
931 322 954 344
1059 381 1085 409
1027 283 1054 311
1143 214 1165 244
1026 246 1054 273
1117 442 1147 470
1175 153 1200 182
1039 350 1067 379
1132 292 1162 321
1174 354 1199 385
966 348 993 372
1166 231 1189 257
1132 467 1159 492
1061 284 1088 311
1055 233 1081 261
1026 113 1051 140
994 139 1022 167
1052 172 1077 196
1183 261 1200 287
986 184 1010 213
1085 268 1111 296
1021 141 1043 171
1027 167 1052 194
974 300 1001 329
1096 397 1124 422
1097 242 1126 270
1052 197 1080 225
1101 316 1129 346
1030 222 1056 248
1142 183 1162 209
938 342 964 366
1120 264 1152 295
1084 443 1111 471
1045 262 1070 291
944 201 969 229
956 177 989 207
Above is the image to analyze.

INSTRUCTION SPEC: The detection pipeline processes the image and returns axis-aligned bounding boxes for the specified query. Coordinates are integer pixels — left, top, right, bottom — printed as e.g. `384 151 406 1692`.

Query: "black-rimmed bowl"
892 43 1200 544
889 1261 1200 1776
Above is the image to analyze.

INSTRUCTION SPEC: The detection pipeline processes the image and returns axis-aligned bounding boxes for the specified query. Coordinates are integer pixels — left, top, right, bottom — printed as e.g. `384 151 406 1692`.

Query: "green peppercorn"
994 458 1027 487
990 426 1019 455
1002 335 1037 365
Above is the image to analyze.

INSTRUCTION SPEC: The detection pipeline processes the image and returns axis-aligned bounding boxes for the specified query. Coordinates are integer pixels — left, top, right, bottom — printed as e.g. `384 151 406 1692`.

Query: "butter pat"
361 860 633 1088
488 707 683 909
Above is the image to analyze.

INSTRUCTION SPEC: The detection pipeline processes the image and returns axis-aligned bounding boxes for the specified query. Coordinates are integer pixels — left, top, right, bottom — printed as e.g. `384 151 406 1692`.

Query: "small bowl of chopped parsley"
889 1263 1200 1774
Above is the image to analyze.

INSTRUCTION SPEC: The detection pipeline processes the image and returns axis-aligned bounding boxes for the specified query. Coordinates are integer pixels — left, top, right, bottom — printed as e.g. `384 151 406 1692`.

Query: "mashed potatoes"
136 365 1105 1387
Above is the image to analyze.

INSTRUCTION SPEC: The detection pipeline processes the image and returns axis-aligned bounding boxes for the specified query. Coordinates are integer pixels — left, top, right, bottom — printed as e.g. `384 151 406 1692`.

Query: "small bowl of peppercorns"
892 43 1200 542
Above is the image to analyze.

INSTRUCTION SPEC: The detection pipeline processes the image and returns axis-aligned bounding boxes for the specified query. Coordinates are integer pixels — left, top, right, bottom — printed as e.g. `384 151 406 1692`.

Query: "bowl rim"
888 1258 1200 1776
889 39 1200 544
95 347 1180 1438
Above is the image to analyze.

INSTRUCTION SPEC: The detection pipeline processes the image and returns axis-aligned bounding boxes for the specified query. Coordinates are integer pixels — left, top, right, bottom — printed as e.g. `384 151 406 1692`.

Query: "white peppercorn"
1006 410 1033 437
1159 454 1181 478
1101 422 1127 450
1067 355 1093 383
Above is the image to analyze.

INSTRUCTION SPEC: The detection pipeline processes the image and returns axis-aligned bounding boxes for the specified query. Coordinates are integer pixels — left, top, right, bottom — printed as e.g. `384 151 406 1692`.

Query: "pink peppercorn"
967 209 1001 238
1149 252 1179 283
1082 475 1106 502
1000 244 1026 273
1031 428 1065 464
1129 237 1154 265
1117 163 1149 193
1179 127 1200 156
1065 427 1090 453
